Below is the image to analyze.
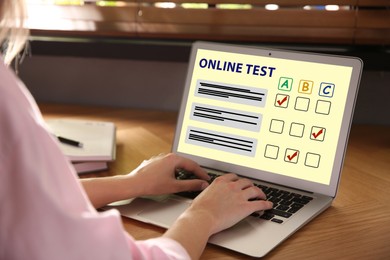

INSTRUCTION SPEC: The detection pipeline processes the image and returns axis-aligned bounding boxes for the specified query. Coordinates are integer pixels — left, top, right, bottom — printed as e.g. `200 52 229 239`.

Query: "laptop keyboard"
175 171 313 224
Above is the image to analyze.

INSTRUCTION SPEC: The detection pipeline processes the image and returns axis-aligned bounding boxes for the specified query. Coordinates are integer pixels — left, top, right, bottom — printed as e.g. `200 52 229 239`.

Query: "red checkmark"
287 151 298 161
312 128 324 139
277 96 288 106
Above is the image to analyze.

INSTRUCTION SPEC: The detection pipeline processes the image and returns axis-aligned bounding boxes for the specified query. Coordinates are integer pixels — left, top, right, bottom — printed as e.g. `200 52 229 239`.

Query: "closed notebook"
72 161 109 174
46 119 116 162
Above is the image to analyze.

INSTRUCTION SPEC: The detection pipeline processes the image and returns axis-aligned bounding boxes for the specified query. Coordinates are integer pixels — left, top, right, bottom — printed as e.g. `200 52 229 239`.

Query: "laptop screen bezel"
172 41 363 198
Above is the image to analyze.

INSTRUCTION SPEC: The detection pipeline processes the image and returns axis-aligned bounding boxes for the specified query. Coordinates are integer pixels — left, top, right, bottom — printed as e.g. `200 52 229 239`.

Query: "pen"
57 136 83 148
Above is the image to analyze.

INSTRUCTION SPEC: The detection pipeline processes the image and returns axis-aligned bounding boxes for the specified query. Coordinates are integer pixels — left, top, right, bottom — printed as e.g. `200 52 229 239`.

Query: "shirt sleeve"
130 236 191 260
0 60 190 260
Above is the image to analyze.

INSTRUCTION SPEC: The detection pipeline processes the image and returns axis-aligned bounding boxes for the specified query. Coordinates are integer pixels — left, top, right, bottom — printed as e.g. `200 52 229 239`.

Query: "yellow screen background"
178 49 353 185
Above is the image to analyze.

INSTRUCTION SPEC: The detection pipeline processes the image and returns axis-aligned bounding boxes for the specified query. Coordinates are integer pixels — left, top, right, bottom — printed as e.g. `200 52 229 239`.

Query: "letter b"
298 80 314 94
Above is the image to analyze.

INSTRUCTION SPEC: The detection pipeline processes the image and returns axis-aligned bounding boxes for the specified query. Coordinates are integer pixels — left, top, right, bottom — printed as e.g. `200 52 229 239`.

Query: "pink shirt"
0 60 190 260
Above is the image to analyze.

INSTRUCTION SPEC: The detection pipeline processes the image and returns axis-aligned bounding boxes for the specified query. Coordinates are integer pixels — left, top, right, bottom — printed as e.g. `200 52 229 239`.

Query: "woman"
0 0 272 259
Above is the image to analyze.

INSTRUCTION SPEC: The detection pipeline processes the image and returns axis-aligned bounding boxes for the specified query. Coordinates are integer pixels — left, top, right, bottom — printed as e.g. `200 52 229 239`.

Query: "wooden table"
40 103 390 259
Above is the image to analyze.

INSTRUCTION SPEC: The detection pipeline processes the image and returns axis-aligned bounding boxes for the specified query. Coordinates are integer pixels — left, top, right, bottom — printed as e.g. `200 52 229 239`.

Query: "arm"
81 153 273 259
81 175 137 209
164 174 273 259
81 153 210 209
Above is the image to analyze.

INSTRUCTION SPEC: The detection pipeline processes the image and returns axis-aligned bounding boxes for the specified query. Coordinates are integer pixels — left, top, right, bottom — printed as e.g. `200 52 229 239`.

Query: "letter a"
281 80 289 88
278 77 293 92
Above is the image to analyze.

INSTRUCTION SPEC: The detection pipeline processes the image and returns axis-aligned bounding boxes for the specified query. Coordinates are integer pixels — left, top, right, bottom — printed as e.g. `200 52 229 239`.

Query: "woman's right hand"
164 173 273 259
188 173 273 235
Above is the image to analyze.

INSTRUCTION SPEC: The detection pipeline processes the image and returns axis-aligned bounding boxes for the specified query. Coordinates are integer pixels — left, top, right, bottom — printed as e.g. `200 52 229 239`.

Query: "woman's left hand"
127 153 210 197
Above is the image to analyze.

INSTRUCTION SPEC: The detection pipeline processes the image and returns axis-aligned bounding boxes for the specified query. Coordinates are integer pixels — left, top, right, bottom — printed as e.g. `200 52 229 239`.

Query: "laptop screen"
173 42 362 197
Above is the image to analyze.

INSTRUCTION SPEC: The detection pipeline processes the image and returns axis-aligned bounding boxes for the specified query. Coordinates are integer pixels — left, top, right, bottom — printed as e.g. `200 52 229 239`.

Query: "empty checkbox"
305 153 321 168
269 119 285 134
294 97 310 112
264 144 279 159
290 123 305 138
315 100 331 115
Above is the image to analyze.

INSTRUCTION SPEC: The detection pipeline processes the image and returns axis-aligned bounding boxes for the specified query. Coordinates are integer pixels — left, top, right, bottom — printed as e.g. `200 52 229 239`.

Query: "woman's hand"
81 153 209 208
82 152 273 259
127 153 210 197
189 173 273 234
164 173 273 259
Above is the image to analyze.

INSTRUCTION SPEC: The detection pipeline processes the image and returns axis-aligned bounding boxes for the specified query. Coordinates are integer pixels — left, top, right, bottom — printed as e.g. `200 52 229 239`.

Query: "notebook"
46 119 116 162
108 41 362 257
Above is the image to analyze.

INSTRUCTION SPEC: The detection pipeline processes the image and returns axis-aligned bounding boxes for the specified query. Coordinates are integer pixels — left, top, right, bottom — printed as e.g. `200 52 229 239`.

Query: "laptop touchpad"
137 198 190 228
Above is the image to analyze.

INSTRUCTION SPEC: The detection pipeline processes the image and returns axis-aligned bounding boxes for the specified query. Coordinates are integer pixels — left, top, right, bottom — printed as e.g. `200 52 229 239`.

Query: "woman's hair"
0 0 29 65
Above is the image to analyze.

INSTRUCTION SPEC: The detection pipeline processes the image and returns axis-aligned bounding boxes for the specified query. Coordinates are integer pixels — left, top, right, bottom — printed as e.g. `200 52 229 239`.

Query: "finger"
173 155 210 181
217 173 239 182
175 179 209 192
235 178 255 190
251 200 274 211
243 185 267 201
234 178 268 200
253 186 267 200
191 168 210 181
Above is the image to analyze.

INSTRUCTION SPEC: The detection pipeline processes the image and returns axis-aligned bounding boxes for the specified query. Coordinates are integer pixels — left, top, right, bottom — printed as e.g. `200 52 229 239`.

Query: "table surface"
40 103 390 260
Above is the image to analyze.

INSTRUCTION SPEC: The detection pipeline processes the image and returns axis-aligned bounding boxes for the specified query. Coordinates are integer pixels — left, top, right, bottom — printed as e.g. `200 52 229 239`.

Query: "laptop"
107 41 363 257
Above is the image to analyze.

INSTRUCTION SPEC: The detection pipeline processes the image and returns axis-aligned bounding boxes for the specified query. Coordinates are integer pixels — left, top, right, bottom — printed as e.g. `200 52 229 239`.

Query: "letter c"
323 85 332 95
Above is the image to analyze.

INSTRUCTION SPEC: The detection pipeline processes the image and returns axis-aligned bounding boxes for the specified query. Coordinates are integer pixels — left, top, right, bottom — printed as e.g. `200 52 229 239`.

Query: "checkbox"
264 144 279 159
269 119 284 134
275 94 289 108
289 123 305 138
305 153 321 168
284 148 299 164
315 100 331 115
294 97 310 112
310 126 326 141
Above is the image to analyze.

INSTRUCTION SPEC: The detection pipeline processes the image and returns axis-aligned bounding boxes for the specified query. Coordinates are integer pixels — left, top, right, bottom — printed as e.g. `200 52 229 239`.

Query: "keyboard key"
279 199 293 206
269 190 284 198
268 197 282 204
276 205 290 211
288 207 299 214
176 191 200 199
260 212 274 220
288 203 304 213
268 209 293 218
302 195 314 200
292 197 311 205
291 193 302 198
271 218 284 224
251 212 261 217
256 184 267 190
280 194 294 201
290 203 304 210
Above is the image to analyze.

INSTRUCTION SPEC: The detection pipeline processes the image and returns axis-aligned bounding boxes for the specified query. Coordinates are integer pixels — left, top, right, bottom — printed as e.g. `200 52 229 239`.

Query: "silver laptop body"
108 41 362 257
